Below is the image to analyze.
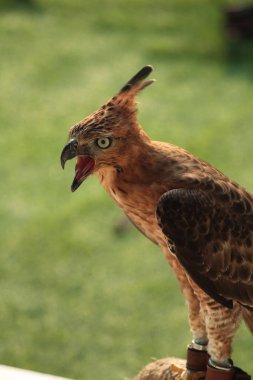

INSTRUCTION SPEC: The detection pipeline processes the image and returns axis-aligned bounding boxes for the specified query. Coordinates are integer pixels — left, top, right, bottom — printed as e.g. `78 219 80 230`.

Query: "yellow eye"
96 137 112 149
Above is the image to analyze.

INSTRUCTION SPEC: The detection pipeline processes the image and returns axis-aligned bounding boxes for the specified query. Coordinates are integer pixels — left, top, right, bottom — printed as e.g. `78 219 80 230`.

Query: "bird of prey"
61 66 253 380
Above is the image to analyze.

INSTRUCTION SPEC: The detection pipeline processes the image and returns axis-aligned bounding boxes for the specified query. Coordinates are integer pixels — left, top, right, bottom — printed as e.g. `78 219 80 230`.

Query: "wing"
156 180 253 310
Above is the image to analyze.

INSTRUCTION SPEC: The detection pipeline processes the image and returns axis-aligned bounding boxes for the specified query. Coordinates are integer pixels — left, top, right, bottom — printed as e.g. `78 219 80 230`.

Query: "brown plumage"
61 66 253 379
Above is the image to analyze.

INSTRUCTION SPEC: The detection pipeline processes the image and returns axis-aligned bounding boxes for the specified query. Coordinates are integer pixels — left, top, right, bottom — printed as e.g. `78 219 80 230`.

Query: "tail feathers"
242 307 253 334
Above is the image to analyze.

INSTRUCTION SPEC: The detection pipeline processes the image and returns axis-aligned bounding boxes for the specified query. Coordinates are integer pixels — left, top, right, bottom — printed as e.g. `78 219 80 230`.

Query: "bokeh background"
1 0 253 379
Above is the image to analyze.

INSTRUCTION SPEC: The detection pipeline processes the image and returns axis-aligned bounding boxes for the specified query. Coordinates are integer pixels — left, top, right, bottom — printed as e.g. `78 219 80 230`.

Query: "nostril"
69 138 78 150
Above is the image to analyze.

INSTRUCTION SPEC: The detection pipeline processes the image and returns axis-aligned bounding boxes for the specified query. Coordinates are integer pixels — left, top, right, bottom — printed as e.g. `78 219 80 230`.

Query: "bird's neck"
95 136 169 211
95 136 170 246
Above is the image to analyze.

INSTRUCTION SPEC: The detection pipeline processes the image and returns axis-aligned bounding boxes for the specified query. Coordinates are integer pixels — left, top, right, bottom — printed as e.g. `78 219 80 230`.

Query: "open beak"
60 139 95 192
60 139 78 169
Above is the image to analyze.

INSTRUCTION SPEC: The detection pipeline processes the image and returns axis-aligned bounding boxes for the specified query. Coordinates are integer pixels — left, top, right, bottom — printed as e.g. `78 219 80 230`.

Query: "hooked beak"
60 139 78 169
60 138 95 192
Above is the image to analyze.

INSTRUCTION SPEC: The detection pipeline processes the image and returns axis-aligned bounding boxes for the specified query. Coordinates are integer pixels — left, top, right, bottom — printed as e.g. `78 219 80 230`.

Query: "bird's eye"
96 137 112 149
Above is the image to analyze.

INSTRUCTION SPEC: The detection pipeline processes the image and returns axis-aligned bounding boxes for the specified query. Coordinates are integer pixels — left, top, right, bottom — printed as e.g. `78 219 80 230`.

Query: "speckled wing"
156 181 253 310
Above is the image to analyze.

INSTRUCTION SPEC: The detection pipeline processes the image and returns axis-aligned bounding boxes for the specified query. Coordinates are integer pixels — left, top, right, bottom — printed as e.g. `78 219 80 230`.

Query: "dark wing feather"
156 182 253 309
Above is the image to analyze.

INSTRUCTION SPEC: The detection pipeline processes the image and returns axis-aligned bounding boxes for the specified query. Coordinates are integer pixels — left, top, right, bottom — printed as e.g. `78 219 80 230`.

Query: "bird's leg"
163 252 209 379
184 282 251 379
201 299 243 379
205 304 240 365
180 303 209 380
181 282 209 370
187 297 208 350
178 280 210 380
164 252 208 375
164 251 208 347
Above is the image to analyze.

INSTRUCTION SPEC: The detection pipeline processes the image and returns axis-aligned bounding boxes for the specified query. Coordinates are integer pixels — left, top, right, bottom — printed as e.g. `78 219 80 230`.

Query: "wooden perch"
133 357 205 380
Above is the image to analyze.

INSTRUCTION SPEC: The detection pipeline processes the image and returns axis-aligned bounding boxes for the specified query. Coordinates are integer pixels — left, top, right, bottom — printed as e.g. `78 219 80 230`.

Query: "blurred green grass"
0 0 253 379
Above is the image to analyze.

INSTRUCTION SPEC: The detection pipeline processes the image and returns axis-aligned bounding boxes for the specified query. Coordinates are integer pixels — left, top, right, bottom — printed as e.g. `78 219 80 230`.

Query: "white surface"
0 365 74 380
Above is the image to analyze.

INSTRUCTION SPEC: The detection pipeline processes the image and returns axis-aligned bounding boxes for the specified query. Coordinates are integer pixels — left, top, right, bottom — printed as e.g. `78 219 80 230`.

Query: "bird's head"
61 65 155 191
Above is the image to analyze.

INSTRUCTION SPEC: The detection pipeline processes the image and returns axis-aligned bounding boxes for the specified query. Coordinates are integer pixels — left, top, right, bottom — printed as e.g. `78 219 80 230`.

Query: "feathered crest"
119 65 155 94
106 65 155 114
